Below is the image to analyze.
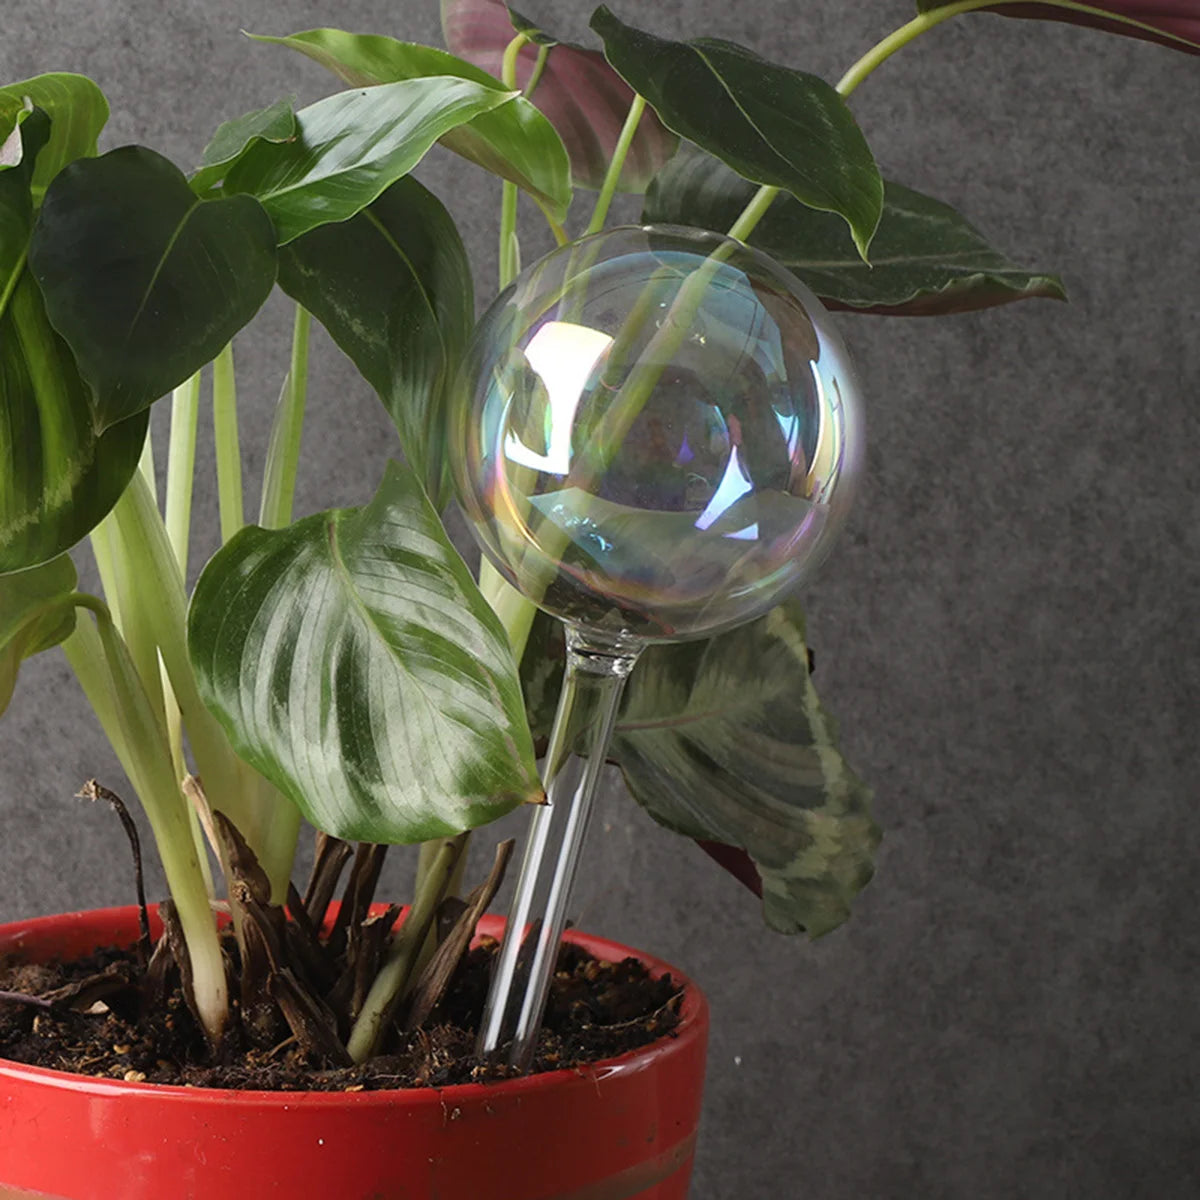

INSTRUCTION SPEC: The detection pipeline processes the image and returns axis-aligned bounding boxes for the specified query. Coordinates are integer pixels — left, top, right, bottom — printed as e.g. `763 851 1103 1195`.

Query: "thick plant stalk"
165 370 202 578
259 304 312 530
212 342 244 543
347 833 467 1063
62 603 228 1042
108 474 254 848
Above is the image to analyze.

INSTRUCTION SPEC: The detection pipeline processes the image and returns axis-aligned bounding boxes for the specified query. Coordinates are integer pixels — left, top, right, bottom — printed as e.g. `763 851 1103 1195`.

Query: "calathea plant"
1 0 1195 1067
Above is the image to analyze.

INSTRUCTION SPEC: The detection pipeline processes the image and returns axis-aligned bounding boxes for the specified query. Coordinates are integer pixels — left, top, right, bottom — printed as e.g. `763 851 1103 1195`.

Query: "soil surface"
0 934 682 1091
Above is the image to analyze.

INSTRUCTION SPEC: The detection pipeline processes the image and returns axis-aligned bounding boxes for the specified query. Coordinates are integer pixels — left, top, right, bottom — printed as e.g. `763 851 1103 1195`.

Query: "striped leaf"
520 601 880 936
188 461 543 844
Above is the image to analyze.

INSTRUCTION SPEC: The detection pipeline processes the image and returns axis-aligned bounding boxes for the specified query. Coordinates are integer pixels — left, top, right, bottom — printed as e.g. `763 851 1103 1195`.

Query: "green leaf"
0 108 48 307
250 29 572 222
442 0 678 191
613 600 879 936
590 7 883 259
0 73 108 205
645 145 1066 315
916 1 1200 57
0 555 78 716
222 76 519 243
0 113 148 571
188 461 542 844
190 96 297 194
28 146 277 431
519 600 879 935
0 270 148 572
277 176 473 508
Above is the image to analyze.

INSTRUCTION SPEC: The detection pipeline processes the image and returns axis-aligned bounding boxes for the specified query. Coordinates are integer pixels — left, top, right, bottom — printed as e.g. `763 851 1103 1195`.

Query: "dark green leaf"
616 601 878 936
0 108 48 304
645 145 1066 315
519 599 880 935
278 176 472 508
222 76 518 243
251 29 572 221
190 96 297 194
29 146 277 431
590 7 883 258
0 555 77 716
442 0 678 191
0 270 148 572
0 73 108 204
188 461 543 844
917 1 1200 56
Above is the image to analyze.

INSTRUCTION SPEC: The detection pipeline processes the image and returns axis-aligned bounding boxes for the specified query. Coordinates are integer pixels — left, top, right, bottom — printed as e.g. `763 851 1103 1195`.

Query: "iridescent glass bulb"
451 225 864 644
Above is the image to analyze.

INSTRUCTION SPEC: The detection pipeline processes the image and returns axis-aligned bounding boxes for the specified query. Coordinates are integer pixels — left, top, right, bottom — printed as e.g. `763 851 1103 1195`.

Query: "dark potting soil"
0 934 682 1092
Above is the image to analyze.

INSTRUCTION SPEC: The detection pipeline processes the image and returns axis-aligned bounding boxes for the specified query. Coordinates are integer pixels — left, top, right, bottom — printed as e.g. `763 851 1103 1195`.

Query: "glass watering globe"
450 225 864 1069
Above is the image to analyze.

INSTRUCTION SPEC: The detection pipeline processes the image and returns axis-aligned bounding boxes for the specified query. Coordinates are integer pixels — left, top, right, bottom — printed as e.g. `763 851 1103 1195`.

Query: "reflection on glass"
453 224 865 644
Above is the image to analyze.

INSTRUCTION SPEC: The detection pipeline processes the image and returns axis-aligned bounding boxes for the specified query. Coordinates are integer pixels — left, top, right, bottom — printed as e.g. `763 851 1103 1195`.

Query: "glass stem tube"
478 629 640 1071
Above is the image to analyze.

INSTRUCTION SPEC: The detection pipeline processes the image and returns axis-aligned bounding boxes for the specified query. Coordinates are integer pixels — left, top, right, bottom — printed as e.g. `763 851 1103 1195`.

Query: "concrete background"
2 1 1198 1196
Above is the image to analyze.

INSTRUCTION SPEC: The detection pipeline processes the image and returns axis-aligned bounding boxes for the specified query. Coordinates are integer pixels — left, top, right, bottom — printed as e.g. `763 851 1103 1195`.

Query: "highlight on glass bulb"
451 225 865 644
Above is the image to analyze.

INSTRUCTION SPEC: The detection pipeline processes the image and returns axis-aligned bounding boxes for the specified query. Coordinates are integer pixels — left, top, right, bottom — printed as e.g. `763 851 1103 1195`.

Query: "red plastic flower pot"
0 905 708 1200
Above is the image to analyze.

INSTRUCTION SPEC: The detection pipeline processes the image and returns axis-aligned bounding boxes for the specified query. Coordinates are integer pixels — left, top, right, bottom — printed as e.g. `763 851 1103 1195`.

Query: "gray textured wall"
2 2 1198 1197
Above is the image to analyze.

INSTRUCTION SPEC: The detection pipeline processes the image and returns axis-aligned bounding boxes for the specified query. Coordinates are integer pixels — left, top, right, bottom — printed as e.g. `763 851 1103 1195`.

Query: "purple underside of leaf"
442 0 675 188
696 840 764 899
984 2 1200 54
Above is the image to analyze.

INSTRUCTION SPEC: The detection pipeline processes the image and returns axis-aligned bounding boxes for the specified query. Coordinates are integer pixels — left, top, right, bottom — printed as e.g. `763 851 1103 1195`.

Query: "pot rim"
0 903 707 1105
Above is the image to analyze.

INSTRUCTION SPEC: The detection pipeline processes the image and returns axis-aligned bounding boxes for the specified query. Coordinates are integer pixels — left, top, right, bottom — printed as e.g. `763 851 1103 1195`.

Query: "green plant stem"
62 600 228 1042
109 474 248 832
259 305 312 530
347 833 467 1063
479 558 537 661
165 370 202 579
586 94 646 236
523 43 550 98
90 512 168 734
835 0 1189 97
212 342 244 543
497 32 530 291
137 430 157 505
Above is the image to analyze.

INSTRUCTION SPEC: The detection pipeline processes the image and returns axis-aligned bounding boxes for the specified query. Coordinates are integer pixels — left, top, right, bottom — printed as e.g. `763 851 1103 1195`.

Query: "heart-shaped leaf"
251 29 572 222
645 144 1066 315
28 146 277 432
520 601 879 936
442 0 679 191
190 96 297 195
0 555 78 716
0 73 108 205
278 176 473 508
188 461 542 844
0 270 148 572
590 7 883 258
917 0 1200 55
222 77 518 243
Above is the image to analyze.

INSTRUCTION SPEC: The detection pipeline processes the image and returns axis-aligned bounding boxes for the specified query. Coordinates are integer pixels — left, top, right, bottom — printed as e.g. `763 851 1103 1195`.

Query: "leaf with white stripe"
187 461 542 844
612 599 879 936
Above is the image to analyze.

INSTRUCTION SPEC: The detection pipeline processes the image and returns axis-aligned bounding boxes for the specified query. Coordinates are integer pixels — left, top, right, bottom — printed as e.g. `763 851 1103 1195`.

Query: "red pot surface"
0 906 707 1200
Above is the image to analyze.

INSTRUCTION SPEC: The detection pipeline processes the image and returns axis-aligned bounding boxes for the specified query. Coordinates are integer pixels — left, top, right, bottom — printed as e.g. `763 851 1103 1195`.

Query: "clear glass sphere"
451 225 864 645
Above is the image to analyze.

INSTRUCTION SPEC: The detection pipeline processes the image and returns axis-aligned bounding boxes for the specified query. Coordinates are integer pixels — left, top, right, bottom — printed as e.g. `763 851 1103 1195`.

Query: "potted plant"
1 1 1195 1197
